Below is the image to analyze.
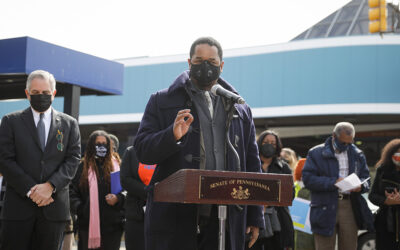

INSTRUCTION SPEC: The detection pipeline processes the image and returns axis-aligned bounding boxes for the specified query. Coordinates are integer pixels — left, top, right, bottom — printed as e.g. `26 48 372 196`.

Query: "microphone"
211 84 245 104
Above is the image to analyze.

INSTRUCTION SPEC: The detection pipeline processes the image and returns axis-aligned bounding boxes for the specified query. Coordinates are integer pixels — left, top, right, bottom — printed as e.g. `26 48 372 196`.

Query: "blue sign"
289 197 312 234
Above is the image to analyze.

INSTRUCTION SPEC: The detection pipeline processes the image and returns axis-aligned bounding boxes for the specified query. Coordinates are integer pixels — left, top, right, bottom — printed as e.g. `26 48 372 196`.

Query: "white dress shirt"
31 107 52 146
27 107 52 198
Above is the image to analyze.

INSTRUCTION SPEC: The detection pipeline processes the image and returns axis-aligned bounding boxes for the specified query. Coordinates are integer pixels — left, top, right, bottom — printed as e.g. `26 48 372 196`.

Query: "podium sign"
200 176 280 202
154 169 293 206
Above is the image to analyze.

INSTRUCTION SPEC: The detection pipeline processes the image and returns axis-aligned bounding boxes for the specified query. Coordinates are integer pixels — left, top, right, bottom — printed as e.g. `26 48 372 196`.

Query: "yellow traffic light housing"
369 0 387 33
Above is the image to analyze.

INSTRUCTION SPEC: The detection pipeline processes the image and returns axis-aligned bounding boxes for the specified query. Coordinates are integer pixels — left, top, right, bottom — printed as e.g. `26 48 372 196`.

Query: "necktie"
204 91 214 118
37 113 46 151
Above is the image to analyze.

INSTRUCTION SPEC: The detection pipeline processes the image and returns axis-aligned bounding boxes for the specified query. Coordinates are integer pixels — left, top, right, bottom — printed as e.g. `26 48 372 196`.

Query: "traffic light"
368 0 387 33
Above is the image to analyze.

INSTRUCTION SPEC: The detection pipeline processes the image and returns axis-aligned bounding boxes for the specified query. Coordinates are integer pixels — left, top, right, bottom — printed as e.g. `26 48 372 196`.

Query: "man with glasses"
302 122 372 250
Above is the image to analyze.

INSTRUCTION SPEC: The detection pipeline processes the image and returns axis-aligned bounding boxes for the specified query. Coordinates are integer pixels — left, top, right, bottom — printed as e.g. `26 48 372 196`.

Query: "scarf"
88 158 120 249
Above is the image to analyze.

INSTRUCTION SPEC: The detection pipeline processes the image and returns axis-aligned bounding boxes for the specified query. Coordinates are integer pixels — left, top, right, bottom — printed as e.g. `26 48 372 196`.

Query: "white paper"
334 173 370 192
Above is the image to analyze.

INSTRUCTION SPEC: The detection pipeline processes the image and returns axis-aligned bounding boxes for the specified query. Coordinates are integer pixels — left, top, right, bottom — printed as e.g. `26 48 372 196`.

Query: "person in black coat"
133 37 264 250
0 70 81 250
70 130 125 250
247 130 294 250
120 146 156 250
369 138 400 250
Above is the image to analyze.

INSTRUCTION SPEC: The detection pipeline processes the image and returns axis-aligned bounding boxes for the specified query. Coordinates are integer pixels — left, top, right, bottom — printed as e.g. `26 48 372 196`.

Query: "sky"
0 0 374 60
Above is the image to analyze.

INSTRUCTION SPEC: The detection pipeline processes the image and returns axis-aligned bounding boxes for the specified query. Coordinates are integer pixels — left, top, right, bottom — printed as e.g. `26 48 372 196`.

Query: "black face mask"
190 61 221 88
260 143 276 158
30 94 52 113
333 136 350 153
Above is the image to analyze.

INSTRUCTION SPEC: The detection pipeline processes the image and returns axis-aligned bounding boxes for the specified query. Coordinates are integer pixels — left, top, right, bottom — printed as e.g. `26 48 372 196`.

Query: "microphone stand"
219 101 241 250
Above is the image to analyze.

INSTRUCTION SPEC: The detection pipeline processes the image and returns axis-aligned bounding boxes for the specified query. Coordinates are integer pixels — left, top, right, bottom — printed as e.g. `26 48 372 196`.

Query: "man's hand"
173 109 194 141
37 197 54 207
246 226 259 248
350 185 362 192
105 194 118 206
30 182 53 206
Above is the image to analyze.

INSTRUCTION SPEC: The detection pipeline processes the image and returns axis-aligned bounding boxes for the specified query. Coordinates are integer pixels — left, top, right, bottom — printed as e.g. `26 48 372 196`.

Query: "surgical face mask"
190 61 221 88
30 94 52 112
393 153 400 167
333 136 350 153
260 143 276 158
95 144 108 158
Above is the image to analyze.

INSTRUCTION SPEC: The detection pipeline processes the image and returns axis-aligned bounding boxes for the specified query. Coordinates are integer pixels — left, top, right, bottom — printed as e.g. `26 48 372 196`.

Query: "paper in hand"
334 173 370 192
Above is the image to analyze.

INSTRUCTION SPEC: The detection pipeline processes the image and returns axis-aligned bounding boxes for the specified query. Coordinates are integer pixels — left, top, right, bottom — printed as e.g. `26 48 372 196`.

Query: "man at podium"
134 37 264 250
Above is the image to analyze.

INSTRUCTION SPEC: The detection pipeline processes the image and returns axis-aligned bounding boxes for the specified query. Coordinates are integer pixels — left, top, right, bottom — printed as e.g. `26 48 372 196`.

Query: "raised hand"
173 109 194 141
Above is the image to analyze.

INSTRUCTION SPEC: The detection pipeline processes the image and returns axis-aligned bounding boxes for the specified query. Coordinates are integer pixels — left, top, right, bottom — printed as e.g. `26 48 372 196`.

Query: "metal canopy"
0 37 124 100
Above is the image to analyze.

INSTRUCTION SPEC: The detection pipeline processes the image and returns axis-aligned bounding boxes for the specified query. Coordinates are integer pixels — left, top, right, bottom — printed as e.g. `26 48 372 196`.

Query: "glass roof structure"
292 0 400 40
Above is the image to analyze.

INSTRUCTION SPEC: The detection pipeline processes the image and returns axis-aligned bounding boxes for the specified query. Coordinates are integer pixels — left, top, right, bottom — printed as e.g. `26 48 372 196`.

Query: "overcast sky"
0 0 362 60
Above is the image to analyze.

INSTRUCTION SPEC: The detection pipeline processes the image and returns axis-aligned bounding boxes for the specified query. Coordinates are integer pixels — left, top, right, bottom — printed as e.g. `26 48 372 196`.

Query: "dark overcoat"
134 71 265 250
369 165 400 249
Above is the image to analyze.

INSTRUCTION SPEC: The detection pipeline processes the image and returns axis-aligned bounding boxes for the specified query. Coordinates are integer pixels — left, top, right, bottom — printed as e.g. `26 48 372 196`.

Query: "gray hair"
26 70 56 92
333 122 355 138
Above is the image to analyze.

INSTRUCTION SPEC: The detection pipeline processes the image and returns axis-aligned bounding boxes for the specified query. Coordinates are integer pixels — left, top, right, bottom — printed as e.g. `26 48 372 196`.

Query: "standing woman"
70 130 125 250
369 138 400 250
248 130 294 250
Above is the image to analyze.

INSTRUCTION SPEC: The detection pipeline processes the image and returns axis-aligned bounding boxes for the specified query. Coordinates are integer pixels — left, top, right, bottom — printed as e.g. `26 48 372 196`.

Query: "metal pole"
218 205 227 250
63 84 81 121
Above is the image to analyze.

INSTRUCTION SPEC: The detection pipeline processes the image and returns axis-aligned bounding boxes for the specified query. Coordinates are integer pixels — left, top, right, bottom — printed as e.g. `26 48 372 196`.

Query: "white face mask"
95 144 108 158
392 152 400 167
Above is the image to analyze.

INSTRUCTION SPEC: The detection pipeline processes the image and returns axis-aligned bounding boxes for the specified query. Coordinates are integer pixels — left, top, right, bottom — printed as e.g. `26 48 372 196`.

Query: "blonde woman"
281 148 298 172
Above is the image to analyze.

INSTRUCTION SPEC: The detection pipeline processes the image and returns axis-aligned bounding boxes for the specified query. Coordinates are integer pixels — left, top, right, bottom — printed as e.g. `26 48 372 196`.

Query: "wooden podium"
154 169 293 206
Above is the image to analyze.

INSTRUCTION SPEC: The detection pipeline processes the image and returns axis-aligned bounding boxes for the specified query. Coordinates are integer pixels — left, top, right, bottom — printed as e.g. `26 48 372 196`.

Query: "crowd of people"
0 37 399 250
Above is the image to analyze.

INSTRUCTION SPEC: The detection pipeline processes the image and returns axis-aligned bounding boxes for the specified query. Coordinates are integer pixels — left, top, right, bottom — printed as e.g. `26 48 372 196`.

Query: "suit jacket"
120 146 148 221
0 107 81 221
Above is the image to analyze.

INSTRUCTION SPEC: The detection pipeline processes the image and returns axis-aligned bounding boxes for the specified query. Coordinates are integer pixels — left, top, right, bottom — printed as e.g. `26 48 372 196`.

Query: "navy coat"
134 71 264 250
302 136 371 236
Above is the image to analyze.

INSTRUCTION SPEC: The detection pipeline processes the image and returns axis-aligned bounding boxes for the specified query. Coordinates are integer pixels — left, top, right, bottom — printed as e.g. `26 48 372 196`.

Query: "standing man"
134 37 264 250
302 122 373 250
0 70 81 250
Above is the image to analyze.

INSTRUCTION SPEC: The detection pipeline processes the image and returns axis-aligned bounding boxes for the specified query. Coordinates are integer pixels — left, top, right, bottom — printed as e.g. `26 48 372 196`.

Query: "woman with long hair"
369 138 400 250
70 130 124 250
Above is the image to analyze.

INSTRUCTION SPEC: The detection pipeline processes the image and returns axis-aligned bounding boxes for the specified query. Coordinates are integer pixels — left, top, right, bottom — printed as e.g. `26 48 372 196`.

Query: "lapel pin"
56 129 64 152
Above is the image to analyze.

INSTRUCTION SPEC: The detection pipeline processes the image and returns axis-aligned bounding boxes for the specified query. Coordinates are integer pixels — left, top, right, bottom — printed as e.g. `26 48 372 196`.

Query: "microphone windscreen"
210 84 221 96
